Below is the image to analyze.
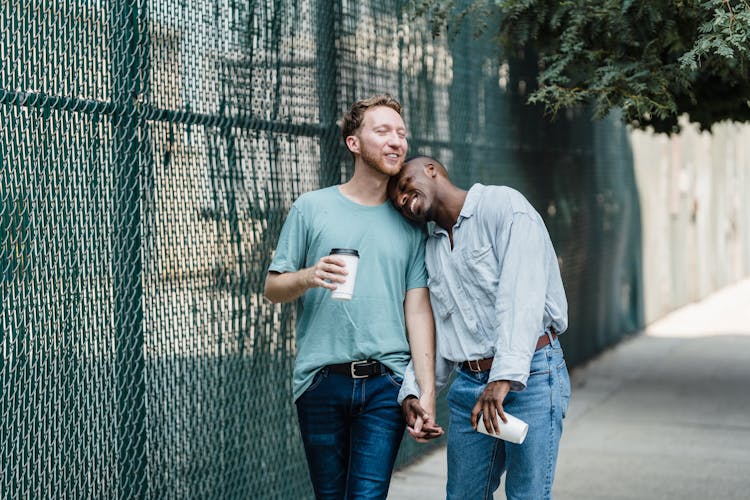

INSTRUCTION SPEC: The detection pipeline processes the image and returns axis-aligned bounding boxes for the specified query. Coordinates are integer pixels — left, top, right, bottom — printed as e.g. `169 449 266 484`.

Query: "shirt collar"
430 183 485 237
458 183 484 221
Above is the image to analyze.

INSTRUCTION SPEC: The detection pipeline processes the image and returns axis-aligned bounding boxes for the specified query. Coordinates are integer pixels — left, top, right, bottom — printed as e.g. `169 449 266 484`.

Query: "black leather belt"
326 360 388 378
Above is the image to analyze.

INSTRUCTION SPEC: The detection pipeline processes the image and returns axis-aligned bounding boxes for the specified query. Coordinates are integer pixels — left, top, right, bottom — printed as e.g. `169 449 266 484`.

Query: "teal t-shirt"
269 185 428 401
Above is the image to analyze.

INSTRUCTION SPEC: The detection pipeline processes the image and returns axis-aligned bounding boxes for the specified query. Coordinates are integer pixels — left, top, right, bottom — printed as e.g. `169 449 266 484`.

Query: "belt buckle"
467 359 482 372
350 360 371 379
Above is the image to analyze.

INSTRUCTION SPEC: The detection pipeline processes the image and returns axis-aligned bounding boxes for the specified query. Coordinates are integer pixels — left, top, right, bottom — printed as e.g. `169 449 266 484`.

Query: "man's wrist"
487 377 523 391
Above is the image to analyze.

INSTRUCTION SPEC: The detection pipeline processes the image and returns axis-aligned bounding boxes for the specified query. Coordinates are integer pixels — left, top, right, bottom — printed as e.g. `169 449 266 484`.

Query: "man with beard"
388 156 570 500
264 95 442 499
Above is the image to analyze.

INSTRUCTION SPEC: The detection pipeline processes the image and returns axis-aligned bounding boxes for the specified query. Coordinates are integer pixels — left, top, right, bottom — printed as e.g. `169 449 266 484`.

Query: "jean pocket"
557 360 571 418
528 351 551 377
305 369 327 393
385 371 403 389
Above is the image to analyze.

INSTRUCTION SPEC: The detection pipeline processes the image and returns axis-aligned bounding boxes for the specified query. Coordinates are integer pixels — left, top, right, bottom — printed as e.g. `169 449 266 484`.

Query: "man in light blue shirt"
388 155 571 500
265 96 440 499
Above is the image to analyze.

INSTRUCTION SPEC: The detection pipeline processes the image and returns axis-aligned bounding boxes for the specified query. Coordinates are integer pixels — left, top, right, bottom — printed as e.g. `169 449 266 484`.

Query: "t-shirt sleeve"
268 204 308 274
405 225 428 290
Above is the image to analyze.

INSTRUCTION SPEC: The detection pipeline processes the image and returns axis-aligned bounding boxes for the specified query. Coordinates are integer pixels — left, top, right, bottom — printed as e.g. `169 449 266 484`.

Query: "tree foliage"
412 0 750 133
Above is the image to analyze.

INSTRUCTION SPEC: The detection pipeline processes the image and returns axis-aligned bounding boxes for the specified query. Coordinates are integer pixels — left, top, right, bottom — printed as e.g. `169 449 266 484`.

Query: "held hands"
402 396 444 443
306 255 347 291
471 380 511 436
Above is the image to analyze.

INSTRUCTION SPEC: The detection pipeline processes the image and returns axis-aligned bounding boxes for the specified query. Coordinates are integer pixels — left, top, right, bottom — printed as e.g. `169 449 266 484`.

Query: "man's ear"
345 135 359 155
425 163 437 178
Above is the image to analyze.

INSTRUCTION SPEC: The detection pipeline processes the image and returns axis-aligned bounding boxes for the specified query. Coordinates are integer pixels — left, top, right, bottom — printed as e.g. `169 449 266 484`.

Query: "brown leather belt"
460 332 558 373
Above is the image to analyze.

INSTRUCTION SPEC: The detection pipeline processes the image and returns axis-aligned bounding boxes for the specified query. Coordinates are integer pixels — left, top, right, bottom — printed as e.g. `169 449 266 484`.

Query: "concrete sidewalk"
388 278 750 499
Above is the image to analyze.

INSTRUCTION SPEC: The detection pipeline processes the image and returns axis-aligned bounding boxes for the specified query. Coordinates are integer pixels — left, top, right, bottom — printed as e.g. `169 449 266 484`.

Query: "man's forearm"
265 255 348 303
264 269 313 303
411 332 436 402
404 288 436 404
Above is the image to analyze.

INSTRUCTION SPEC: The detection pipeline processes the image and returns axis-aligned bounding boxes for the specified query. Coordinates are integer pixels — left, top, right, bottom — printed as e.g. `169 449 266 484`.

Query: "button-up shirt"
399 184 568 401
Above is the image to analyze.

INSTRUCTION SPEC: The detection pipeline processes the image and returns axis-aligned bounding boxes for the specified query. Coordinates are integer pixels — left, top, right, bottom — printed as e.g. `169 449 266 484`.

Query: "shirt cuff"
397 361 421 404
487 374 526 392
488 357 529 391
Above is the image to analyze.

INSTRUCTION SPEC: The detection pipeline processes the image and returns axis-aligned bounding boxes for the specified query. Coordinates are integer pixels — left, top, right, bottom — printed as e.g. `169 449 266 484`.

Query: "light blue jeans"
446 337 571 500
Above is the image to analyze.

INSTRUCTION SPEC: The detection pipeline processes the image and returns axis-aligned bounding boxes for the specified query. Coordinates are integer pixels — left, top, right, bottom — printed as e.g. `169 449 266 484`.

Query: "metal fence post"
316 0 342 187
111 1 146 498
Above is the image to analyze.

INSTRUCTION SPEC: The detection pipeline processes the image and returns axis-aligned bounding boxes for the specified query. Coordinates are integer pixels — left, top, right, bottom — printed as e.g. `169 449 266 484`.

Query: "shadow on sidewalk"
390 279 750 500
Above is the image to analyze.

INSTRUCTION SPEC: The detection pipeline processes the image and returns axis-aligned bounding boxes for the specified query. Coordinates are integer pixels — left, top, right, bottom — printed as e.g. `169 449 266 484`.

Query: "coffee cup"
476 411 529 444
329 248 359 300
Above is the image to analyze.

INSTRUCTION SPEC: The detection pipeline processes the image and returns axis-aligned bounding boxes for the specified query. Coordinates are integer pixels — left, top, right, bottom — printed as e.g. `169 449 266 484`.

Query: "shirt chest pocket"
427 274 454 320
461 244 498 295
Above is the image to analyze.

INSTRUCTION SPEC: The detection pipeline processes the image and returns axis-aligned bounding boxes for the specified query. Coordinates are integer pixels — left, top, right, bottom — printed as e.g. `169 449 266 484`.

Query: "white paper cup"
476 411 529 444
329 248 359 300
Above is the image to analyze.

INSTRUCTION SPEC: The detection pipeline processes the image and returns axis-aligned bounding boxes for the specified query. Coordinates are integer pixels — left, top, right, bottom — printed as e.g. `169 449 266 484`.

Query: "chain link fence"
2 0 643 498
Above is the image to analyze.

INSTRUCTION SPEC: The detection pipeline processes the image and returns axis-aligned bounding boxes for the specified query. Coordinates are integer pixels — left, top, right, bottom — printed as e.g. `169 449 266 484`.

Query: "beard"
359 142 403 177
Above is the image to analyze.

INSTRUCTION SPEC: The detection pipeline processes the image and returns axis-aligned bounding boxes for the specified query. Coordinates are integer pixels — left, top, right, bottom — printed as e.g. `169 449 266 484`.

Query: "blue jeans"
446 337 571 500
295 368 405 499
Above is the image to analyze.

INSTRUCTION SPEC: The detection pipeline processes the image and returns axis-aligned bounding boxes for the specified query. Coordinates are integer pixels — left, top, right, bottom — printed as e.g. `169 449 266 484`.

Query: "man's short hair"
404 155 450 178
340 94 403 142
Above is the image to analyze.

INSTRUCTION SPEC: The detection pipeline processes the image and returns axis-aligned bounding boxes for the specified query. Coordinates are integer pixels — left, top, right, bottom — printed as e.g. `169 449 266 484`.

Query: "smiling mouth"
404 194 421 218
